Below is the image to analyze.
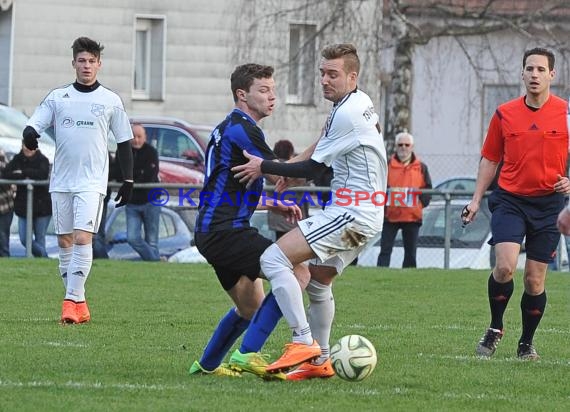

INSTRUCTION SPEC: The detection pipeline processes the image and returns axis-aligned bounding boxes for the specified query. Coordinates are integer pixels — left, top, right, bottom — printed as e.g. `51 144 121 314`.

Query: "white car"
0 104 56 162
358 199 531 270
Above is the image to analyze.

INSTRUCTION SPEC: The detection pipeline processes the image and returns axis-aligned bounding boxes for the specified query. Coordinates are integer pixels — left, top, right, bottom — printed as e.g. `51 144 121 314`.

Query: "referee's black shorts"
195 228 273 290
488 188 565 263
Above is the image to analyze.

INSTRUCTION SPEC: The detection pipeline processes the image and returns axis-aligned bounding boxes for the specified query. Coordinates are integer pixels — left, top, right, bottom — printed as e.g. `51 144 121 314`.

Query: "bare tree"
383 0 570 152
232 0 569 153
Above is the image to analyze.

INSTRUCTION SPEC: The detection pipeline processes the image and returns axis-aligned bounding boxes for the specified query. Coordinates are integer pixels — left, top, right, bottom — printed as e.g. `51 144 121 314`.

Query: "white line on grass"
417 352 570 366
0 379 186 391
0 379 384 396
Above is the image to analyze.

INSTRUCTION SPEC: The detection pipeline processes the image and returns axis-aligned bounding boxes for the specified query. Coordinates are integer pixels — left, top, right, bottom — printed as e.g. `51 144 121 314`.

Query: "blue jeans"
0 211 13 257
18 215 51 257
126 203 160 261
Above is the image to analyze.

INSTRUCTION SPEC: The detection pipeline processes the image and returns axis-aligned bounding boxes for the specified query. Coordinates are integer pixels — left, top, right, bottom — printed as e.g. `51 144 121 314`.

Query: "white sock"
58 246 73 288
65 244 93 302
261 244 312 345
306 279 334 361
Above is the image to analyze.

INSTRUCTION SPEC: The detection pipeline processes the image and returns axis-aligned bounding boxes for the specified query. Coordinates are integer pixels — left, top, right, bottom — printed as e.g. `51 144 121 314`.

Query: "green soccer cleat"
189 360 242 378
229 350 286 381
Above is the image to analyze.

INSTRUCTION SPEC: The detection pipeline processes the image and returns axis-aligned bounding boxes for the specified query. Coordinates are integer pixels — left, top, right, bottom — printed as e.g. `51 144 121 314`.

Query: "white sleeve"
26 92 56 134
311 113 357 166
109 104 133 144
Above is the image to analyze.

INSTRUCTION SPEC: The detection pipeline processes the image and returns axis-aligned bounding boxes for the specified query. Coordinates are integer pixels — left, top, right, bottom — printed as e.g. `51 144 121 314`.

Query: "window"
287 24 317 105
133 16 166 100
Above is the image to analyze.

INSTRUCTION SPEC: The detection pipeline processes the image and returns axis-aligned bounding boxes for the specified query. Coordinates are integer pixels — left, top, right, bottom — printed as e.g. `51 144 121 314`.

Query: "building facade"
1 0 568 182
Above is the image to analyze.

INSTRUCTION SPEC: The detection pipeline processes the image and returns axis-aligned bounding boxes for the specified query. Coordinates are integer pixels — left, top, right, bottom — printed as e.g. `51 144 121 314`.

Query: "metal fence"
2 179 567 272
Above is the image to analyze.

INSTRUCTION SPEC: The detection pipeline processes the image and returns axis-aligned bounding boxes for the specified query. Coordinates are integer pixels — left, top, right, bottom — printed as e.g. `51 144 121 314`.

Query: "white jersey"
27 82 133 195
311 89 387 235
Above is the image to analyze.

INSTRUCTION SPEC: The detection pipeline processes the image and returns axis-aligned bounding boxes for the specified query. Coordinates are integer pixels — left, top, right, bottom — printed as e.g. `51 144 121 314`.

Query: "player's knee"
306 279 332 303
260 243 292 281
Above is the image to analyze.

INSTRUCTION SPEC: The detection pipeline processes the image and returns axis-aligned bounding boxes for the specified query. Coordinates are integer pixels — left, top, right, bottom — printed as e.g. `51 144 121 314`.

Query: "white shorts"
298 210 375 274
51 192 106 234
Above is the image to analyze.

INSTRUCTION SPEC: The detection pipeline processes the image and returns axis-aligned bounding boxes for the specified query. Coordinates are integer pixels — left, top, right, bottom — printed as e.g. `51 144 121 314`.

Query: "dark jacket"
129 143 159 205
3 150 51 217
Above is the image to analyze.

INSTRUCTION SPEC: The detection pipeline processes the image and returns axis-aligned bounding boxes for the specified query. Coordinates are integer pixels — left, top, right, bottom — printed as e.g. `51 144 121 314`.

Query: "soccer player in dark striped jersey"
189 64 309 378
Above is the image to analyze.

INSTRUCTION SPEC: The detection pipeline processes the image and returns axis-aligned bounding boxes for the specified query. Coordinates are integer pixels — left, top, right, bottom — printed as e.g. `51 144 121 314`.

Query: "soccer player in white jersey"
24 37 134 324
232 43 387 379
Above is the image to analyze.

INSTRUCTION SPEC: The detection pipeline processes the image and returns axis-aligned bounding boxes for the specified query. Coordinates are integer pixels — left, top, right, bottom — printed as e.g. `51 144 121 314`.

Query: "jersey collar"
73 81 101 93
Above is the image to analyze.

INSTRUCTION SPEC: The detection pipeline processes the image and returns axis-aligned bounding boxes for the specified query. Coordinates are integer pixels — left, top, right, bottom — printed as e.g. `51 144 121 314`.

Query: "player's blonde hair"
321 43 360 75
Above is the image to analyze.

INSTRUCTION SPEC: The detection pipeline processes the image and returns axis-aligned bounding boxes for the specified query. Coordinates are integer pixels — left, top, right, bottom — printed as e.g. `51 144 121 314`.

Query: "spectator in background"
377 131 432 268
267 139 308 239
126 124 161 261
92 152 114 259
0 149 14 257
3 142 52 257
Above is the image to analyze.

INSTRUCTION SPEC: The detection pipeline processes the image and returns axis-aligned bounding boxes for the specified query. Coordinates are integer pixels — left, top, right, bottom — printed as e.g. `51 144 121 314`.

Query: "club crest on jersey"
91 104 105 117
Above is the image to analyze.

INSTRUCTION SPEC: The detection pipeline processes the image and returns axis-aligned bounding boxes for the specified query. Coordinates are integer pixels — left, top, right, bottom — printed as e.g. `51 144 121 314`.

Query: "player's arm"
24 93 57 150
232 150 329 186
114 140 134 207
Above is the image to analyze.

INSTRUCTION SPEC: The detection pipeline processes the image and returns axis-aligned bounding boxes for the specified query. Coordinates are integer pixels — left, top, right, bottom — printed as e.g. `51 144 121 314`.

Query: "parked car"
433 176 477 199
0 104 56 162
158 161 204 185
10 201 192 260
357 199 528 270
129 116 212 173
106 116 210 185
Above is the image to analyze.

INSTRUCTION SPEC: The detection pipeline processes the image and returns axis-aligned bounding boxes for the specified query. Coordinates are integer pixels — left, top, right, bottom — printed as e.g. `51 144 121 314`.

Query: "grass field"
1 259 570 411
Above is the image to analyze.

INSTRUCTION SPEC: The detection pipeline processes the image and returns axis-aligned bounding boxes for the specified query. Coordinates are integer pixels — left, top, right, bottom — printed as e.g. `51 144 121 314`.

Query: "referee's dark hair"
230 63 274 103
523 47 555 71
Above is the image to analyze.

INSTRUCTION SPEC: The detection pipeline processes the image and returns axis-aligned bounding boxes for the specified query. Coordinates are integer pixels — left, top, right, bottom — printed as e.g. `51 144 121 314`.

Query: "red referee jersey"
481 95 569 196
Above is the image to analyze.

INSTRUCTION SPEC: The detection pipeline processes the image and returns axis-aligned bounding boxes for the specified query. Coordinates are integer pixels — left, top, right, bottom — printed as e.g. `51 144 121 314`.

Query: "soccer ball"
330 335 377 381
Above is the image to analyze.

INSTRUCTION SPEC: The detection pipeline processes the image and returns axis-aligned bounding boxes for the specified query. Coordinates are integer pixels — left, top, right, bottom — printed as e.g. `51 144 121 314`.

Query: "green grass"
1 259 569 411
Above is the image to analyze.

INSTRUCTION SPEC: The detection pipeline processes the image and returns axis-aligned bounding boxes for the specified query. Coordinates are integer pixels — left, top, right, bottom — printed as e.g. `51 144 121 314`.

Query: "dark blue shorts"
195 228 272 291
487 188 565 263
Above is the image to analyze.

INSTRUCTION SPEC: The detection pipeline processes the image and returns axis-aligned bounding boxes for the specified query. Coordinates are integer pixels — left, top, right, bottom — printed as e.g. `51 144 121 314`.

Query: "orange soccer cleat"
60 300 79 324
286 358 335 381
76 301 91 323
266 340 321 373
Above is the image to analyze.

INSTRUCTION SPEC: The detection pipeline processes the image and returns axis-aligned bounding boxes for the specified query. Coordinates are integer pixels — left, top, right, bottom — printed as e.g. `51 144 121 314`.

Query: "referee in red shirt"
463 47 570 360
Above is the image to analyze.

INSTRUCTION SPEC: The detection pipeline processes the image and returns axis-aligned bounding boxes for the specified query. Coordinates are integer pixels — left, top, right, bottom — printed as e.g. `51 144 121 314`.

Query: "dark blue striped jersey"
195 109 276 232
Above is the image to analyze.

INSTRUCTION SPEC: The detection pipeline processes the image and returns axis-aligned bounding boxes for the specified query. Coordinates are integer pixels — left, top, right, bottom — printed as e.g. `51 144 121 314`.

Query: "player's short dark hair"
230 64 274 103
523 47 555 71
72 37 104 60
321 43 360 75
273 139 295 160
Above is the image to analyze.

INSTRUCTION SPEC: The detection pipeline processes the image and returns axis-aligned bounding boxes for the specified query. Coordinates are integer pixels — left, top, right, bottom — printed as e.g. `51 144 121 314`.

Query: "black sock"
519 291 546 344
488 273 514 330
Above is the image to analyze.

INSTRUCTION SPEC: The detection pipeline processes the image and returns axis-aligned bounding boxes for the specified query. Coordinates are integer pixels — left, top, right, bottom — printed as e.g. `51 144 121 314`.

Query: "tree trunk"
385 1 413 154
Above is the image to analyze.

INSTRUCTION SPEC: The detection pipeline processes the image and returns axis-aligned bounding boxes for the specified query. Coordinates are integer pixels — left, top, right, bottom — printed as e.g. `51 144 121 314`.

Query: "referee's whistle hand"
557 208 570 235
554 174 570 194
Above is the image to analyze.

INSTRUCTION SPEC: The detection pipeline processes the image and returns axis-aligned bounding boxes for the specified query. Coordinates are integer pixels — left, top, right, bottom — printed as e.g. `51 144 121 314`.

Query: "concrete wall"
0 7 12 105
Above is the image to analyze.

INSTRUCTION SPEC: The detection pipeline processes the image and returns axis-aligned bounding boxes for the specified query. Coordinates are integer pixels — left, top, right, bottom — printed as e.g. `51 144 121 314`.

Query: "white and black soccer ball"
330 334 377 381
